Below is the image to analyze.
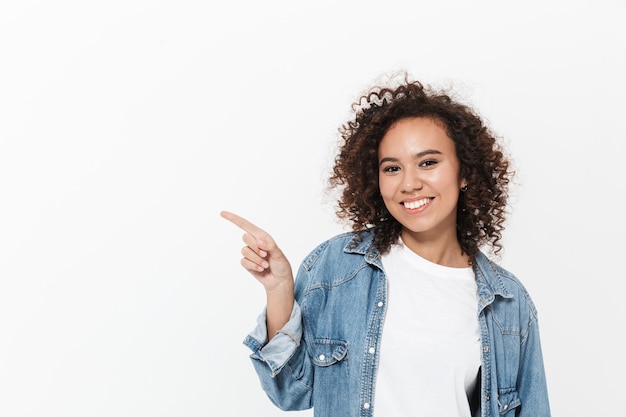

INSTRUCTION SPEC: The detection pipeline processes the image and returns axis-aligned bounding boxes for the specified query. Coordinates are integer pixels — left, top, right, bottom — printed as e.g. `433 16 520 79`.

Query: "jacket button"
319 355 325 361
377 301 383 307
483 345 489 353
363 403 370 409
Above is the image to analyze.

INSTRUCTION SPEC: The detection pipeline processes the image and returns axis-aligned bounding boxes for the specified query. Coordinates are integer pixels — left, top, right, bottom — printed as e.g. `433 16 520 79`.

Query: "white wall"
1 1 624 416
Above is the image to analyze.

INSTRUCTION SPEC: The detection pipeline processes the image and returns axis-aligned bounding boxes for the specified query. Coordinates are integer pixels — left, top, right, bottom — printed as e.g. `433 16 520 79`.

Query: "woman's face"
378 117 466 241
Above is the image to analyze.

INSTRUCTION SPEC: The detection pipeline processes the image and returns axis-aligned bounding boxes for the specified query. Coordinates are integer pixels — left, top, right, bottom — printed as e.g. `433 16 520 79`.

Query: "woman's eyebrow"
415 149 442 158
379 149 443 166
379 156 399 165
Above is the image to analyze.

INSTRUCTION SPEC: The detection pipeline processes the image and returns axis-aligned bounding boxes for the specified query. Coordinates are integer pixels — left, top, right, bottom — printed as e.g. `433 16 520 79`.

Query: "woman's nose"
402 170 423 192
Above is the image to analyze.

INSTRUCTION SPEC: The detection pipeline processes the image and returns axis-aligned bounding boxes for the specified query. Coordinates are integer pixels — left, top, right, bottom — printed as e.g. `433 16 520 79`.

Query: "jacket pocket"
497 387 521 415
310 339 348 367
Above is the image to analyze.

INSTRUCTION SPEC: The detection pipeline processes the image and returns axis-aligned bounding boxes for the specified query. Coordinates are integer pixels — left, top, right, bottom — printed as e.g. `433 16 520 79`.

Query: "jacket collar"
473 251 514 311
343 229 384 269
343 228 514 310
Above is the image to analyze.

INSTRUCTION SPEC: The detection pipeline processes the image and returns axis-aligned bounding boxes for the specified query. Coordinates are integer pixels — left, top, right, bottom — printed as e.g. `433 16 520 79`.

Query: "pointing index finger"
220 210 264 236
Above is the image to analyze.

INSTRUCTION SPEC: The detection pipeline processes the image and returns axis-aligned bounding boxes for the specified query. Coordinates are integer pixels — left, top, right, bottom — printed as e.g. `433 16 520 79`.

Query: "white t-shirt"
375 241 481 416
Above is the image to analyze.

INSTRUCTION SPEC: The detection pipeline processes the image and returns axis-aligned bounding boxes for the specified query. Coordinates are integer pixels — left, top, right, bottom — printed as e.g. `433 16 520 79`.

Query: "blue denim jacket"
243 230 551 417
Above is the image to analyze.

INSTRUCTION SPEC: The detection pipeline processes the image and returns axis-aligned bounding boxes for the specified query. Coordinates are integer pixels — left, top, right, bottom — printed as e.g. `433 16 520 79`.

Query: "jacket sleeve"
516 318 551 416
242 265 314 411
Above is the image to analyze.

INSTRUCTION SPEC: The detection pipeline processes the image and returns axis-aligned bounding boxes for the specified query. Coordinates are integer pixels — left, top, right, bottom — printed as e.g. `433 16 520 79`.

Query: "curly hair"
328 74 513 259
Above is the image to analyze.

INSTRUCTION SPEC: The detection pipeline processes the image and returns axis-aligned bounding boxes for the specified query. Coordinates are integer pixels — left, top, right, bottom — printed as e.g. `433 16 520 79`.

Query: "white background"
1 1 625 416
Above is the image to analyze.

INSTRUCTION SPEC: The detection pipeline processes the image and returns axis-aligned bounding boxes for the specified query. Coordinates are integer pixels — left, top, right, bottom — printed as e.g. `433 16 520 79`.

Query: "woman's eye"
382 166 400 173
420 159 438 167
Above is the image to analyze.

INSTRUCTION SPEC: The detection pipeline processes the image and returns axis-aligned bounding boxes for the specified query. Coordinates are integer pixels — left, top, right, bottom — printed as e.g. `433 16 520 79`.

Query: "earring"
461 184 468 192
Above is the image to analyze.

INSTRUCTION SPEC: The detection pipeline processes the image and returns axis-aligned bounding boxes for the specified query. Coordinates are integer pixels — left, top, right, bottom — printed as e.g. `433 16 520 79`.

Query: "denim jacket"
243 229 551 417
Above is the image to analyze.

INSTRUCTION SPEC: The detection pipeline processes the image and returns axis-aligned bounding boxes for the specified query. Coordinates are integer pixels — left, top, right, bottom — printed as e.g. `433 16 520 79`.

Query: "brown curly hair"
328 74 513 259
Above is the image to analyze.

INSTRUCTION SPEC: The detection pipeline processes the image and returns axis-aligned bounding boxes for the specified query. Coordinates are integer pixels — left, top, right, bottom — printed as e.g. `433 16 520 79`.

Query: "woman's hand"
220 210 294 292
221 211 295 339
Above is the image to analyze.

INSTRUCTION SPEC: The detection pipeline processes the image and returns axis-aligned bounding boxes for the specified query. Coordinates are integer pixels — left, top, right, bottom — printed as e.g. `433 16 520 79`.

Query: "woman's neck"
400 230 470 268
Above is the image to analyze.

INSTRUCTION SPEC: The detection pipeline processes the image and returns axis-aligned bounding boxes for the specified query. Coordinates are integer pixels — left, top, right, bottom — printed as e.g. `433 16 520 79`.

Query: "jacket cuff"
243 302 302 376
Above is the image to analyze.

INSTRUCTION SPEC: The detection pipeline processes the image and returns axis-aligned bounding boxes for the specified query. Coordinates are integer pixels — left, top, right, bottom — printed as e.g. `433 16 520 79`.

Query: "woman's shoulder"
475 252 539 316
302 230 361 259
300 229 375 269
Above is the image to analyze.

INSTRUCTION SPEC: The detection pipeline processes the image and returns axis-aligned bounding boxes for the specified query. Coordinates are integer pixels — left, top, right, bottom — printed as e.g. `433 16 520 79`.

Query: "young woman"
221 75 551 417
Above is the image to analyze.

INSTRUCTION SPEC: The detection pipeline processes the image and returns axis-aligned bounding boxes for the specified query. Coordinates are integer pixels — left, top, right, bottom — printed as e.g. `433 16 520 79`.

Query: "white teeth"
404 198 431 209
